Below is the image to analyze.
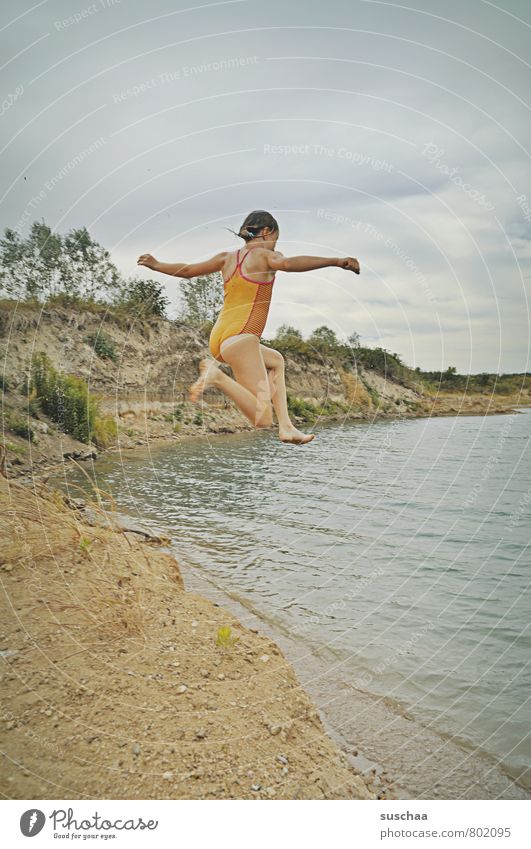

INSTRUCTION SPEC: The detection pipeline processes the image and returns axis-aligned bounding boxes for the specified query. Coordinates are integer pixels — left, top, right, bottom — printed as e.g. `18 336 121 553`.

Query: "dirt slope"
2 303 524 479
0 478 373 800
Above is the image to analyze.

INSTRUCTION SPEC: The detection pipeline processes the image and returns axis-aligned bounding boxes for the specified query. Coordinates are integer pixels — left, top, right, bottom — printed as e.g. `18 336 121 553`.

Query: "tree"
308 325 339 351
29 221 65 298
274 324 303 342
0 220 123 302
62 226 121 300
177 273 223 329
116 278 169 318
0 228 30 298
476 372 491 387
347 331 360 349
269 323 305 353
0 223 64 299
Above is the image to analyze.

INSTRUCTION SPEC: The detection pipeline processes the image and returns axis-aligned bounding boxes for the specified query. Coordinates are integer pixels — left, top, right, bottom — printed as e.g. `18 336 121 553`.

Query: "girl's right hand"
339 257 360 274
137 253 158 269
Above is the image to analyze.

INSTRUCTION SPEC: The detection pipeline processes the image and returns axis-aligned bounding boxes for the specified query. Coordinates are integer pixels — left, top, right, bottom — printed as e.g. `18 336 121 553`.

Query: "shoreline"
2 299 529 480
0 476 374 801
4 410 531 799
37 473 530 801
145 533 531 802
9 396 529 485
45 410 531 801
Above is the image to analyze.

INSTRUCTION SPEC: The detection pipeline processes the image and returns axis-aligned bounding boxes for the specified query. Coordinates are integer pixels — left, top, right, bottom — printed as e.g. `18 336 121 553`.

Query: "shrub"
19 373 33 396
85 331 117 362
91 416 118 447
363 381 381 408
7 415 35 442
315 399 347 416
25 389 40 417
31 352 115 446
193 411 204 426
287 395 318 423
173 403 184 422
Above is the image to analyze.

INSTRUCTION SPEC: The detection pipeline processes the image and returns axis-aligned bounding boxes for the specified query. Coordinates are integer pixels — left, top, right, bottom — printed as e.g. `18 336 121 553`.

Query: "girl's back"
221 246 275 284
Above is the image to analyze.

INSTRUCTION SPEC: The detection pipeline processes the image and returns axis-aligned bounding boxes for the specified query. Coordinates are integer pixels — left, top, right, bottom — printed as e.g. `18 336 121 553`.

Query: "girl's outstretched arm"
137 252 228 279
267 251 360 274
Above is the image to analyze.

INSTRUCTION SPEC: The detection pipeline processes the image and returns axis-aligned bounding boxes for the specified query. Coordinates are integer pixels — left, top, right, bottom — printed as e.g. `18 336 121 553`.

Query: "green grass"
3 439 28 455
215 626 239 650
287 395 347 423
5 416 35 442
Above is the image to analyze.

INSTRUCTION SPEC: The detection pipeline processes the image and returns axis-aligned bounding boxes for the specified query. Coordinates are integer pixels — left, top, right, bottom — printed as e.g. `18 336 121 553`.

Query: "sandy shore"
0 477 373 800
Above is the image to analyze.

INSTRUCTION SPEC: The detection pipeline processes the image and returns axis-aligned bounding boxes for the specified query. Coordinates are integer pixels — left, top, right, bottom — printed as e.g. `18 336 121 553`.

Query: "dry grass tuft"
0 476 183 644
338 368 372 408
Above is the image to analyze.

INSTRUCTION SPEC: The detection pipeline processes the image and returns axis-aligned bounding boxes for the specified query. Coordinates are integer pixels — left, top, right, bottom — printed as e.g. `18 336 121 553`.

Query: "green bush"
30 352 115 446
7 415 35 442
164 403 185 425
287 396 346 422
287 395 318 423
19 373 33 396
27 393 40 416
315 399 347 416
193 411 204 426
85 331 117 362
362 381 381 408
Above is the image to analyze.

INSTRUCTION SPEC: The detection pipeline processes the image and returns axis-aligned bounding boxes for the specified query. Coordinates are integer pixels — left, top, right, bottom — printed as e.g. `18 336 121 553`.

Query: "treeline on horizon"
1 220 528 397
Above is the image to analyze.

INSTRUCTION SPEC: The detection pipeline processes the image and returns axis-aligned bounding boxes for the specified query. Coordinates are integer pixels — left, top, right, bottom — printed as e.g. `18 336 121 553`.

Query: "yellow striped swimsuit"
209 248 276 362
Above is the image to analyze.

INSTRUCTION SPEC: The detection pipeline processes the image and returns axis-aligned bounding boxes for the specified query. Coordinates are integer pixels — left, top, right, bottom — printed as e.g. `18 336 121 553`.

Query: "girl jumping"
138 210 360 445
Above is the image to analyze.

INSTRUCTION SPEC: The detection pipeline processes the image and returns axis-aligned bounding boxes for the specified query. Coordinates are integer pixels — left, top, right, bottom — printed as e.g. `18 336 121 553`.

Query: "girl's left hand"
137 253 158 269
340 257 360 274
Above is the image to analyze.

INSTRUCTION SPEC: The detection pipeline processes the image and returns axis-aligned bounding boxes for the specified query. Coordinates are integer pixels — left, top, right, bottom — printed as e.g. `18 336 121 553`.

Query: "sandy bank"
0 477 373 800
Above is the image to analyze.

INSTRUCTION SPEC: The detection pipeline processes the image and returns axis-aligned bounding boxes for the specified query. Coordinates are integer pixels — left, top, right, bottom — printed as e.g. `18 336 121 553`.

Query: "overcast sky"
1 0 530 372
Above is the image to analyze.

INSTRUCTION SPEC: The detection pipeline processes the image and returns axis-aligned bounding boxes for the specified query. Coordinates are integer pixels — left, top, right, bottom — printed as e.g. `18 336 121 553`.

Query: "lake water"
60 409 531 798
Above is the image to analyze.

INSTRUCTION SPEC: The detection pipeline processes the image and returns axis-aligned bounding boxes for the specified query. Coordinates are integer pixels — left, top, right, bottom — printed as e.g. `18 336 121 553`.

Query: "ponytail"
226 210 279 242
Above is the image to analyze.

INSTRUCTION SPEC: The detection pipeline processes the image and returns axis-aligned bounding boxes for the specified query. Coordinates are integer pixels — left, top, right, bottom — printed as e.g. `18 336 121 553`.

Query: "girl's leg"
259 344 315 445
189 337 273 428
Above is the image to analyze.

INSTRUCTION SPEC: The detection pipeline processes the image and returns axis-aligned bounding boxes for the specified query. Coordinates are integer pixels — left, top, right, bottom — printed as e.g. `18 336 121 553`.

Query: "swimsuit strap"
224 249 242 284
224 246 275 284
236 248 251 271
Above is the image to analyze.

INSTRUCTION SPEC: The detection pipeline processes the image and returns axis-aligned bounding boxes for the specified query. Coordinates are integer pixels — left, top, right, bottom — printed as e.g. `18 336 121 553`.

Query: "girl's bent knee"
270 350 285 369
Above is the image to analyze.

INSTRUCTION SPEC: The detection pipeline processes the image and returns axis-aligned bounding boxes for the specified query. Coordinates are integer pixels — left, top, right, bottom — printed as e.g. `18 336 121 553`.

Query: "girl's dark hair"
228 210 279 242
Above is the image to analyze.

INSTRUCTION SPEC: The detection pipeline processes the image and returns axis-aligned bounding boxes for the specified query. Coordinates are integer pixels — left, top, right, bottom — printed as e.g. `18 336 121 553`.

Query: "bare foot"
279 426 315 445
188 358 221 403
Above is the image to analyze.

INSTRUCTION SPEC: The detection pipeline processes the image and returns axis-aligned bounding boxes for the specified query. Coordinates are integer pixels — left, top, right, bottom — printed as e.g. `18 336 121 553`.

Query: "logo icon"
20 810 46 837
